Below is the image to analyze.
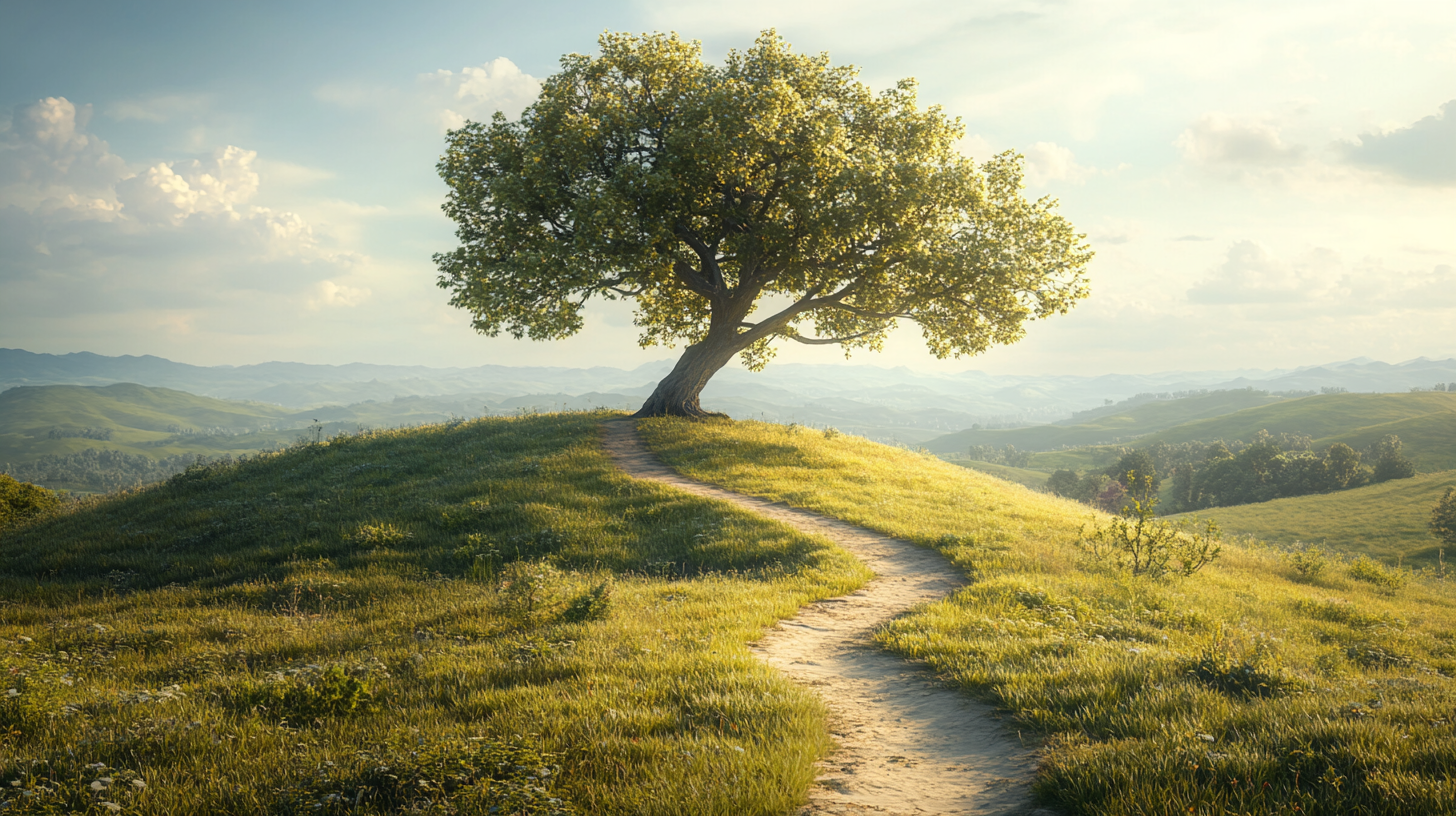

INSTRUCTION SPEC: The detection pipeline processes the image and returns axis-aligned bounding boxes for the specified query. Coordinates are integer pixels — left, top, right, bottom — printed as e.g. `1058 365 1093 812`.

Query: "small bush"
0 474 63 530
238 661 385 721
1347 556 1408 590
1183 628 1303 698
349 523 412 547
1287 545 1330 580
561 580 613 623
1079 473 1222 578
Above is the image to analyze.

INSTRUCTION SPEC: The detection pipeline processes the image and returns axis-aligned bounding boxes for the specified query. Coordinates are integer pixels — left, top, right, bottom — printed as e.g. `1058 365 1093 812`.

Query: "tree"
435 31 1093 417
1370 434 1416 483
1046 469 1079 498
1107 450 1158 493
1431 487 1456 547
1325 442 1363 489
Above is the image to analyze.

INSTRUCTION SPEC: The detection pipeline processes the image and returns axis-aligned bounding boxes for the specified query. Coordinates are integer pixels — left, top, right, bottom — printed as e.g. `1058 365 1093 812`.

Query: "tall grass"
0 413 869 814
640 417 1456 816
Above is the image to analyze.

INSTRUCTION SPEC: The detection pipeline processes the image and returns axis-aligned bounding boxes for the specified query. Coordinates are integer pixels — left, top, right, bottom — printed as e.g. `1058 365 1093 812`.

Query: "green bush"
1347 555 1408 590
0 474 62 529
1080 473 1222 577
1287 545 1330 580
1183 627 1303 698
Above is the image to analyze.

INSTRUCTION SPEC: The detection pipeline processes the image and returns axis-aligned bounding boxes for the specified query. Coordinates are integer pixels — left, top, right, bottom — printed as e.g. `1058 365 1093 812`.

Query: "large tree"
435 31 1093 417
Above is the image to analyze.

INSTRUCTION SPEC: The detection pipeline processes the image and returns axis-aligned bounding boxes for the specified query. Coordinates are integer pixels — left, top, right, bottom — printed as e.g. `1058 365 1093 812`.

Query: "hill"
923 389 1289 453
0 413 867 815
1185 469 1456 564
638 418 1456 815
1138 391 1456 450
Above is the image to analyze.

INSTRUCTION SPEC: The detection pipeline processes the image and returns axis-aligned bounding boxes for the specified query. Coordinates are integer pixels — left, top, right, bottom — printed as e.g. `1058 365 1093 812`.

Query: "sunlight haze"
2 0 1453 375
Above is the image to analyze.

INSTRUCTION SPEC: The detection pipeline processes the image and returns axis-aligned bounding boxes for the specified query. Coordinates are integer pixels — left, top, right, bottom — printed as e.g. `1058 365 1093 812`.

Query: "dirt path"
601 419 1044 816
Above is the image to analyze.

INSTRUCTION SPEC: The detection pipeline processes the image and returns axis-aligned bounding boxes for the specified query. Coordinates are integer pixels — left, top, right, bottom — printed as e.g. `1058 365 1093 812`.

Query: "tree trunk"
634 334 743 418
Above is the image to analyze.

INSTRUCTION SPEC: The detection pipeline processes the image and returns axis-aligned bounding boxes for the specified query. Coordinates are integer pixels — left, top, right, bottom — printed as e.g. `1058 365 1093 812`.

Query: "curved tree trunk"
634 334 743 418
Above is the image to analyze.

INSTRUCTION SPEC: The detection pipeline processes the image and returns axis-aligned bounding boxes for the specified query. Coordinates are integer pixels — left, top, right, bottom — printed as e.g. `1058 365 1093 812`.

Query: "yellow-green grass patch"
0 413 869 815
639 417 1456 816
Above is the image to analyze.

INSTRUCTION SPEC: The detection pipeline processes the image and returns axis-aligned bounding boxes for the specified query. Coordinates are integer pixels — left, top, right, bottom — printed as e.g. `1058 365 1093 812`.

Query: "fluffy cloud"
1175 114 1305 167
1341 99 1456 185
1188 240 1456 314
1022 141 1095 186
420 58 543 131
0 97 128 218
307 279 371 310
116 145 260 225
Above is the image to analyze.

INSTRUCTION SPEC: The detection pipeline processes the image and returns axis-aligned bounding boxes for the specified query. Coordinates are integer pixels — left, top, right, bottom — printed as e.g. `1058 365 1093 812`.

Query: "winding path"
601 419 1044 816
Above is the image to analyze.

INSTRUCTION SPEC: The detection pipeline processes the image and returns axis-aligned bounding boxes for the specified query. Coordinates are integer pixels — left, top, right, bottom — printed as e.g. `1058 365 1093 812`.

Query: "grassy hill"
924 389 1288 453
1139 391 1456 449
943 457 1051 490
640 419 1456 815
0 383 302 463
0 413 867 815
1185 469 1456 565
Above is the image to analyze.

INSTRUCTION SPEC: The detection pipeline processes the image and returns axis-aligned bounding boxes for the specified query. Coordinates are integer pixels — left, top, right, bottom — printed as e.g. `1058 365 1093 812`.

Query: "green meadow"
1188 470 1456 566
0 413 869 815
639 418 1456 816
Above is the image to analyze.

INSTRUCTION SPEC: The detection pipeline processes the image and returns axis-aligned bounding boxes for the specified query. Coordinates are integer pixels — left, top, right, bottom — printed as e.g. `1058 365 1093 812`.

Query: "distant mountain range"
3 348 1454 445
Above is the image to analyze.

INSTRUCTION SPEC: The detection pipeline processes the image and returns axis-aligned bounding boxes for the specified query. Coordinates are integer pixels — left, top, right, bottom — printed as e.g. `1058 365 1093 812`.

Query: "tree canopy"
435 30 1093 416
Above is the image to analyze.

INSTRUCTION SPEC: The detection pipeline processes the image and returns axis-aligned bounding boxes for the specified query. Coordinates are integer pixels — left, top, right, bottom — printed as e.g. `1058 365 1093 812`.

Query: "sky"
1 0 1454 376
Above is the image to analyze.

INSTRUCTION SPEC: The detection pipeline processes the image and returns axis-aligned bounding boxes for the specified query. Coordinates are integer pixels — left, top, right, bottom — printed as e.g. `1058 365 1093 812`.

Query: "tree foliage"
1431 487 1456 547
435 31 1092 415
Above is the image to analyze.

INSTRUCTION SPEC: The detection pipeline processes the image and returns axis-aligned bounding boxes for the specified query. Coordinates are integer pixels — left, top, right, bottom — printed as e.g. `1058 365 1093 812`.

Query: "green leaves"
436 30 1091 398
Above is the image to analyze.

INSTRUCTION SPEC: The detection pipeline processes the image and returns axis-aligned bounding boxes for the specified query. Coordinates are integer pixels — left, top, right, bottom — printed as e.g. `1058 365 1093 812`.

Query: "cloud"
420 58 542 131
1174 235 1214 242
104 94 211 123
116 145 260 224
307 279 371 310
1188 241 1456 314
1022 141 1095 186
1175 114 1305 167
1341 99 1456 185
0 97 128 218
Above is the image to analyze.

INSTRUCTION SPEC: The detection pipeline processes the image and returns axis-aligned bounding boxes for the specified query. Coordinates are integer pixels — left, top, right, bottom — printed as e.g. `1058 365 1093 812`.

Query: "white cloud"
307 279 371 310
1022 141 1095 186
420 58 542 131
1188 241 1456 314
0 97 128 218
1340 99 1456 185
1176 114 1305 167
116 145 260 224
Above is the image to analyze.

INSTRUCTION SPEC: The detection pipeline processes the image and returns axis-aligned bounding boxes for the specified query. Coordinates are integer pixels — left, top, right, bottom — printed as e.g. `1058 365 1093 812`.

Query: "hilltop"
2 414 1454 814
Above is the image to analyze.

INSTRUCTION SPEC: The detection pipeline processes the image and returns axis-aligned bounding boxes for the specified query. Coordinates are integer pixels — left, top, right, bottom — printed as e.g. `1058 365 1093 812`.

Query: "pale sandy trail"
601 419 1046 816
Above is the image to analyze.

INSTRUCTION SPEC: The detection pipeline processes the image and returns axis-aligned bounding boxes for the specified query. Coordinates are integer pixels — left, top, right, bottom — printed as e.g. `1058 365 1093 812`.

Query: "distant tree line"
46 426 113 441
964 444 1034 467
1046 431 1418 513
2 449 235 493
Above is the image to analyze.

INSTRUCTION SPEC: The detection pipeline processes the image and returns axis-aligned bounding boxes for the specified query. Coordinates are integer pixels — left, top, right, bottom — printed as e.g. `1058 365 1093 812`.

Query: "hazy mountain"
4 349 1454 445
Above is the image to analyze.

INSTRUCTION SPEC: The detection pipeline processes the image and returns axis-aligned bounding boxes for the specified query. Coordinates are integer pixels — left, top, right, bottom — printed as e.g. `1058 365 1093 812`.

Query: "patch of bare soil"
601 419 1049 815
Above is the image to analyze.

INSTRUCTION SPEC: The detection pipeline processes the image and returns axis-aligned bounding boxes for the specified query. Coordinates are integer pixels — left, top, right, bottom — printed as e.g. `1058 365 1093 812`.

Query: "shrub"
349 523 412 547
1347 555 1408 590
1080 473 1222 577
1183 627 1303 698
0 474 63 529
1287 545 1330 580
239 661 383 721
561 580 613 623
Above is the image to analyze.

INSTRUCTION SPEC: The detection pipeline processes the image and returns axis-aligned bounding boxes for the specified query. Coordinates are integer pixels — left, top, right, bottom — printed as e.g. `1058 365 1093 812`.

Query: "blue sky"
2 1 1454 374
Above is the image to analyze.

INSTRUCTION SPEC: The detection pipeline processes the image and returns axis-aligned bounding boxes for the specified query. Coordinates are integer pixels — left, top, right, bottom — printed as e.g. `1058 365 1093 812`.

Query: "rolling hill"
1183 469 1456 565
923 389 1290 453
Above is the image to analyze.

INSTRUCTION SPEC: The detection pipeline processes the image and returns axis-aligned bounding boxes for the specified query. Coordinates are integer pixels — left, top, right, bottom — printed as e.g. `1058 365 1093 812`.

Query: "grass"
639 418 1456 816
0 412 870 814
941 457 1050 490
1185 470 1456 566
924 390 1289 453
